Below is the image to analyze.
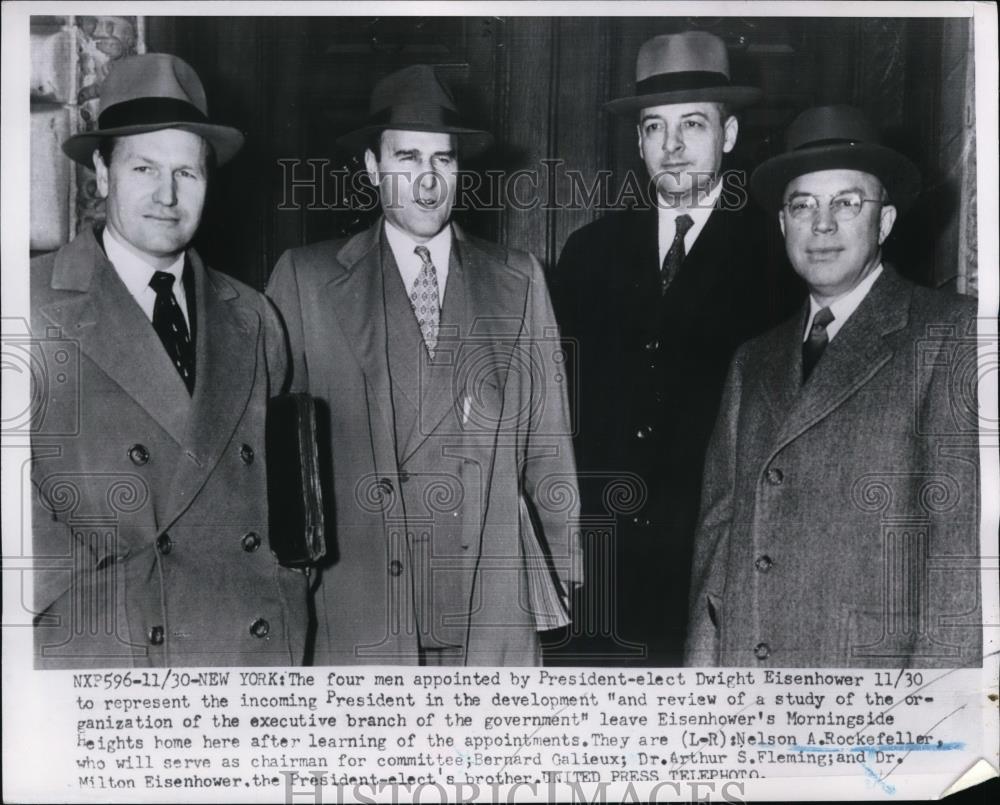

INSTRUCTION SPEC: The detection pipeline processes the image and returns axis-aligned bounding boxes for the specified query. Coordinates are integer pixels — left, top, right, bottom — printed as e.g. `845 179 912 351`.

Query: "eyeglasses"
783 191 884 222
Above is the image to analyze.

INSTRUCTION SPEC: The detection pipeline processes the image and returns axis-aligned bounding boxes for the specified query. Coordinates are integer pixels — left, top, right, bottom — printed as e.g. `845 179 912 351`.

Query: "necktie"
410 245 441 357
661 213 694 295
149 270 195 394
802 306 835 382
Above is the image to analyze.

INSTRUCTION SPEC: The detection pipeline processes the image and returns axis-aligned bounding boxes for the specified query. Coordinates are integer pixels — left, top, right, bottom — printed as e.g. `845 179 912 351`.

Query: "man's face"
779 169 897 305
637 102 738 207
364 129 457 242
94 128 208 268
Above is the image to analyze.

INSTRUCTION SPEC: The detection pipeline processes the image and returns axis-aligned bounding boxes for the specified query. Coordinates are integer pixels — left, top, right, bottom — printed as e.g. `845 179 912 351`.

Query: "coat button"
754 555 773 572
156 533 172 555
399 471 411 483
250 618 270 638
241 532 261 552
753 642 770 660
644 339 660 352
765 468 784 485
128 444 150 465
635 426 654 440
148 625 164 646
240 444 255 464
378 477 395 495
388 559 404 577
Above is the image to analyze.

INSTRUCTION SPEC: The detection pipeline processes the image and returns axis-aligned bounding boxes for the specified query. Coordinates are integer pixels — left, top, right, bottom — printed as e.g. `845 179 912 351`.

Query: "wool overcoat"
267 221 582 666
30 228 309 669
685 267 982 668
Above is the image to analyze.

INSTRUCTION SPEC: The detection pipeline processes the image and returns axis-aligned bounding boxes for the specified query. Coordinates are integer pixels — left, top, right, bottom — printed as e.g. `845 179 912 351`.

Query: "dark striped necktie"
149 270 195 394
661 213 694 294
802 306 834 382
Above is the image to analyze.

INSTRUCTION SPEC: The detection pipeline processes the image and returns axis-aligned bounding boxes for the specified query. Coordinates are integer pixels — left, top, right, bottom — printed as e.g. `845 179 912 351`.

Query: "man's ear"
778 208 786 238
722 115 739 154
93 149 110 198
363 148 379 186
878 203 898 245
636 123 646 163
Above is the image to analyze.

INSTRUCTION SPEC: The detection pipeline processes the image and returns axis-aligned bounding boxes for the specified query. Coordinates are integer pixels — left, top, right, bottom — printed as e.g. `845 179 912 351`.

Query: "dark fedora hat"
751 105 921 213
337 65 493 157
605 31 761 116
62 53 245 168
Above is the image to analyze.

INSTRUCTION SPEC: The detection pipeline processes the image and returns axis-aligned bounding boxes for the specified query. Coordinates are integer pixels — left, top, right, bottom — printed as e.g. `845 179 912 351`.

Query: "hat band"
369 104 463 129
792 137 864 151
634 70 733 96
99 97 210 131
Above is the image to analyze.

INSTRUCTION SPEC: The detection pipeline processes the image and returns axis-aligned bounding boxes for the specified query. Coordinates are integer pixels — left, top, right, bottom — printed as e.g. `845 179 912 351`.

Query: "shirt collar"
805 263 884 342
102 226 185 291
383 218 452 271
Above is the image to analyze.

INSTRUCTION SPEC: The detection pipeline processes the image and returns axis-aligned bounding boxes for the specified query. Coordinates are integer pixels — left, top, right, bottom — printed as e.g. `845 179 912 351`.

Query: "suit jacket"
549 201 800 664
30 227 309 669
267 220 582 666
685 267 981 668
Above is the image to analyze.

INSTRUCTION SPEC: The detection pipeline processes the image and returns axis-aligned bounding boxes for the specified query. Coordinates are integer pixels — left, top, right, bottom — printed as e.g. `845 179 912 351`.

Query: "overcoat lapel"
37 229 192 447
328 224 395 436
165 257 258 523
769 269 911 451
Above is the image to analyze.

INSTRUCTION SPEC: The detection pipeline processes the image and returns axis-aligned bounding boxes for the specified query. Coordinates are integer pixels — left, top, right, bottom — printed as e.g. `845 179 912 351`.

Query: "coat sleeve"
518 252 584 623
265 249 310 394
684 347 745 666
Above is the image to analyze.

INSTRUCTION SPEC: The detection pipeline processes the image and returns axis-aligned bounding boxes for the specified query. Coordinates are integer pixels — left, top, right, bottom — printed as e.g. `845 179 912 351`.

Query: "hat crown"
785 104 879 152
636 31 731 82
99 53 208 117
369 64 457 116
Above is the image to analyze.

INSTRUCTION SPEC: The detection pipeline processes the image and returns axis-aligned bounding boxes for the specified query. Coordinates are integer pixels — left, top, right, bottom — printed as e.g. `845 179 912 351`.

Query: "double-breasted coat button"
250 618 270 638
240 444 255 464
754 555 773 572
148 625 164 645
378 477 395 495
156 534 172 555
765 468 784 485
753 642 770 660
241 532 261 552
644 339 660 352
128 444 150 465
399 471 411 483
388 559 404 577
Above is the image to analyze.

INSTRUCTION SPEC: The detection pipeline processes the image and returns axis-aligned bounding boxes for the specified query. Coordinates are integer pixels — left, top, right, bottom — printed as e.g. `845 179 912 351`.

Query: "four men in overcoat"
26 39 983 669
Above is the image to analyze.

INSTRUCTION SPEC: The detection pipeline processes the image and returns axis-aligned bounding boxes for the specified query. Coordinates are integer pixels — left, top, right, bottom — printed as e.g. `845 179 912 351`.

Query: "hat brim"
605 85 762 116
750 143 922 214
337 124 494 158
62 121 245 168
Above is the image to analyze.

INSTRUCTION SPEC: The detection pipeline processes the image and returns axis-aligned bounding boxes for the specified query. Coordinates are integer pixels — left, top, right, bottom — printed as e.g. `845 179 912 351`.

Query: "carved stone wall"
30 15 144 252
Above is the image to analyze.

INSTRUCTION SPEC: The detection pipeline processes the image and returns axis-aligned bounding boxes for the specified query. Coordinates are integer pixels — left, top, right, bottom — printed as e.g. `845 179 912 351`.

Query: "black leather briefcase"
265 392 326 568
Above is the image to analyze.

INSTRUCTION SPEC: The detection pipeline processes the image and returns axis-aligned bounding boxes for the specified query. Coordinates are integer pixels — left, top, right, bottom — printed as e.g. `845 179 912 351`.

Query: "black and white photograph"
3 1 997 801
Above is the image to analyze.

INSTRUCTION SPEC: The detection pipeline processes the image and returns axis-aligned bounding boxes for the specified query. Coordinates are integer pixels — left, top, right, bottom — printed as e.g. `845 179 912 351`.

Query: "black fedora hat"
751 105 921 213
605 31 761 116
62 53 245 168
337 65 493 157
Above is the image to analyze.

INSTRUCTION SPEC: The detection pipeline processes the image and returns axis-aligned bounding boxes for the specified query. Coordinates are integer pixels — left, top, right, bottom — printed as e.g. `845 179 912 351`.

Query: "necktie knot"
674 213 694 239
149 270 176 294
414 245 433 266
810 306 835 333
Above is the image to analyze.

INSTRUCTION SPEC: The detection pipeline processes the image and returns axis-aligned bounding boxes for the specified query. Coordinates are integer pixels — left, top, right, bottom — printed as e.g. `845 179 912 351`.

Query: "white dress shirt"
657 179 724 268
803 264 884 343
103 227 190 328
383 219 451 305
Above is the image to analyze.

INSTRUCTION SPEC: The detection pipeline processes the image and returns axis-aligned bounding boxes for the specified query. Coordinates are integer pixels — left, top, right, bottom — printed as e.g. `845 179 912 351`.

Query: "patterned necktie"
802 306 835 382
661 213 694 294
149 270 195 394
410 245 441 357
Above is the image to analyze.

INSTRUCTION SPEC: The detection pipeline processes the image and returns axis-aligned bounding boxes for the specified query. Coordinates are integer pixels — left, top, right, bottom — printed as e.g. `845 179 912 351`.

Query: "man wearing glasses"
685 106 981 668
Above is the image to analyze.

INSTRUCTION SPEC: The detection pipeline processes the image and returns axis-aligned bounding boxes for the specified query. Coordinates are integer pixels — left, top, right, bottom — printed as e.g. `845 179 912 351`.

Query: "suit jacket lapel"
165 256 258 522
775 269 910 448
37 228 192 446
